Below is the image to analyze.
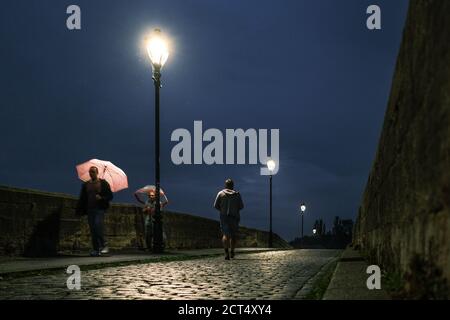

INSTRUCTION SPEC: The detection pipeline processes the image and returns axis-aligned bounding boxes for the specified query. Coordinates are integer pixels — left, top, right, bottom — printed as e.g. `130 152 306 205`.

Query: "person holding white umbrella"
134 185 169 251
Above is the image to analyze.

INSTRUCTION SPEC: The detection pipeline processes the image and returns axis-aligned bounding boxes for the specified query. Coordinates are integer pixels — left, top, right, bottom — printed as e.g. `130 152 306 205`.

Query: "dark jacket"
76 179 113 216
214 189 244 219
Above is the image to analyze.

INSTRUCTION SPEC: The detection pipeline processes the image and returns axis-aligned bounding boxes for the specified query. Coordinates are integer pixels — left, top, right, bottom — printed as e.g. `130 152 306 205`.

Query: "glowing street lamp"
146 28 169 253
300 203 306 213
299 203 306 244
146 29 169 69
267 159 276 248
267 159 276 172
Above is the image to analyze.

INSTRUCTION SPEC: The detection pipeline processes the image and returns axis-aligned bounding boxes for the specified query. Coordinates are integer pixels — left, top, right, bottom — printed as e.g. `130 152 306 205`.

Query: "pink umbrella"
76 159 128 192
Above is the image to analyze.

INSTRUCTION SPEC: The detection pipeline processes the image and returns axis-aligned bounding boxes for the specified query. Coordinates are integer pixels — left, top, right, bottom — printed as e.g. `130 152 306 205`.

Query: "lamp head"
300 203 306 213
267 159 276 172
146 28 169 70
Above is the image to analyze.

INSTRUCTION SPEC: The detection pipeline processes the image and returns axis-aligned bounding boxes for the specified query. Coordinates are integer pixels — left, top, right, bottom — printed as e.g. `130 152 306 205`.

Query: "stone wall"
353 0 450 298
0 185 289 257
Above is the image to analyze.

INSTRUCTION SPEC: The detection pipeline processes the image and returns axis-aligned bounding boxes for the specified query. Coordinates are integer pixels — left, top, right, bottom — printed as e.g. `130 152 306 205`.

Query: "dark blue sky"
0 0 409 241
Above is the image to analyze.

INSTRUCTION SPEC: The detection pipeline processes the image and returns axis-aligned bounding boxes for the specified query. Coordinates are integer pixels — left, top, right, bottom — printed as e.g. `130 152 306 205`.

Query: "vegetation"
304 259 338 300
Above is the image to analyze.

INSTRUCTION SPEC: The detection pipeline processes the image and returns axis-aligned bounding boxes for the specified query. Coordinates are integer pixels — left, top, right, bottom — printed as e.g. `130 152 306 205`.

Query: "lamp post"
146 29 169 253
267 160 276 248
300 203 306 245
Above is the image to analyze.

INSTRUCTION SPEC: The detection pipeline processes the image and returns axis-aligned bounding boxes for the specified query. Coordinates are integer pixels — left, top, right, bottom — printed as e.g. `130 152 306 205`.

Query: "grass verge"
303 259 339 300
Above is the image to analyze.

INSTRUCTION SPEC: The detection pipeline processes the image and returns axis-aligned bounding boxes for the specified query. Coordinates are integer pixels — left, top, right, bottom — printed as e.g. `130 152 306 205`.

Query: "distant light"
300 203 306 213
146 29 169 69
267 160 276 172
313 229 317 235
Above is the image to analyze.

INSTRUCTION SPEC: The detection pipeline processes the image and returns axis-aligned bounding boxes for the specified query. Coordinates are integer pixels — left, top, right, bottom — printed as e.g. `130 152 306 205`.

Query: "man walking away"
76 166 113 256
214 179 244 260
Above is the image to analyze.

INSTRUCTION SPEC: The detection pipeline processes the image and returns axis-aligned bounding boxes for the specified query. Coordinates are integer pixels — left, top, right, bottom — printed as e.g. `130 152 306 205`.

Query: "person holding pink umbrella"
75 159 128 257
76 166 113 256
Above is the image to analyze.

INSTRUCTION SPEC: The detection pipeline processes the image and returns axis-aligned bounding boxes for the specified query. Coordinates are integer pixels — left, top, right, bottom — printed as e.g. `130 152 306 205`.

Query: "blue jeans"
87 209 106 251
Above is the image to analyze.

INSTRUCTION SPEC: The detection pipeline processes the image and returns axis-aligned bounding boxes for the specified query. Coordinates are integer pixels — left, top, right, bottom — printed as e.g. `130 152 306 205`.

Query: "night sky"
0 0 409 241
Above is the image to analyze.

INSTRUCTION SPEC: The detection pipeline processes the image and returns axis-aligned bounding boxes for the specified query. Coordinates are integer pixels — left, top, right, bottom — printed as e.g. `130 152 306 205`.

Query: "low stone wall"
0 185 289 256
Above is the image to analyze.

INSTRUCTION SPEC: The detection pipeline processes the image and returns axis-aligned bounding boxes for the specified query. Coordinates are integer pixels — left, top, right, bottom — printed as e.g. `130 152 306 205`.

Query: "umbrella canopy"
135 185 168 203
76 159 128 192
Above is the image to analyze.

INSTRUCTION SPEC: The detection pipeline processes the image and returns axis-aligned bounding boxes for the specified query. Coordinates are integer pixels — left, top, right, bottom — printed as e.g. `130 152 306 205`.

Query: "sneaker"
90 250 101 257
100 247 109 255
225 254 230 260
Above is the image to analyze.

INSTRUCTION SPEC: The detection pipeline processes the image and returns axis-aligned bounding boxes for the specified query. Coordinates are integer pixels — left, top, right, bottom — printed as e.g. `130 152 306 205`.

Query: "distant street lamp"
313 228 317 235
300 203 306 241
146 28 169 253
267 160 276 248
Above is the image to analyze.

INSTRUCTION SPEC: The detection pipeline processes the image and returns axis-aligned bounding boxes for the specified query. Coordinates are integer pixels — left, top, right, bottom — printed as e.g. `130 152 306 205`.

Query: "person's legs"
144 215 152 250
230 217 239 258
222 235 230 260
149 216 154 243
230 238 236 258
95 210 107 253
222 235 229 248
87 211 98 253
220 215 230 260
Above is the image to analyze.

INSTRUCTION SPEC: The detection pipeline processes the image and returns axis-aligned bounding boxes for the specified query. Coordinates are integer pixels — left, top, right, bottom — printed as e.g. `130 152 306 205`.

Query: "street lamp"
300 203 306 243
267 159 276 248
146 28 169 253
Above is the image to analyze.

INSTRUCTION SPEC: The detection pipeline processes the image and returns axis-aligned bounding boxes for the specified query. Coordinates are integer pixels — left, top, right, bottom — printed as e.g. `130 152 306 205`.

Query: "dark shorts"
220 214 239 238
